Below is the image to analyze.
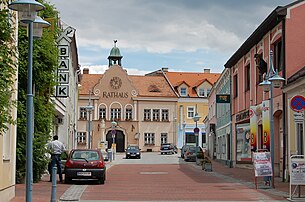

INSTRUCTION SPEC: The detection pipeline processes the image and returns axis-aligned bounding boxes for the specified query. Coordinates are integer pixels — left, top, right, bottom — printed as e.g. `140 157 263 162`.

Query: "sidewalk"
11 158 304 201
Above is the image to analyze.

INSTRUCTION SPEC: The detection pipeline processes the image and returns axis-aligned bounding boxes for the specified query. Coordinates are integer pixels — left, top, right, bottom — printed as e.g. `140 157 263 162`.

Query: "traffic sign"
290 95 305 112
194 127 199 135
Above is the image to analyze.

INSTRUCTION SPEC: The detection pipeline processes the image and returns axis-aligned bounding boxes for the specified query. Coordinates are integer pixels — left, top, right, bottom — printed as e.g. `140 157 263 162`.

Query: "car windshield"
127 146 139 150
72 151 99 161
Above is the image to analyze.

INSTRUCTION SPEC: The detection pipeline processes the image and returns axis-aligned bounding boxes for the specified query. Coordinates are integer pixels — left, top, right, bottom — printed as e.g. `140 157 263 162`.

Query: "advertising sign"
253 152 273 177
250 106 257 152
290 156 305 185
262 100 270 151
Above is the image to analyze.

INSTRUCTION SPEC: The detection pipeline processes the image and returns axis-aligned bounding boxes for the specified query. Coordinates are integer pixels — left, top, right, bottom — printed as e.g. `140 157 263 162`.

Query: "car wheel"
65 177 72 184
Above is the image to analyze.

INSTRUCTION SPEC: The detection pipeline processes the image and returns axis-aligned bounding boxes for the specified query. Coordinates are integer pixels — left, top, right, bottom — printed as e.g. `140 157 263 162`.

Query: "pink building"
224 0 305 179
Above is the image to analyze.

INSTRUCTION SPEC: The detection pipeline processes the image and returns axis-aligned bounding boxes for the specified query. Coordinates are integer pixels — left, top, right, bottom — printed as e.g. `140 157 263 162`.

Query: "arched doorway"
106 130 125 152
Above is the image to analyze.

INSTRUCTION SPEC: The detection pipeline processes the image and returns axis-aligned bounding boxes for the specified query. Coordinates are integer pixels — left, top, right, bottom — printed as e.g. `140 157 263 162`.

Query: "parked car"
184 146 203 162
125 145 141 159
160 143 175 155
64 149 106 184
181 144 194 158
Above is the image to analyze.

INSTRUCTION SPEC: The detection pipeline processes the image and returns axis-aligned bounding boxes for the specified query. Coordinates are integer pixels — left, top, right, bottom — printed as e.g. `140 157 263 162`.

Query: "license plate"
77 172 91 176
131 154 136 156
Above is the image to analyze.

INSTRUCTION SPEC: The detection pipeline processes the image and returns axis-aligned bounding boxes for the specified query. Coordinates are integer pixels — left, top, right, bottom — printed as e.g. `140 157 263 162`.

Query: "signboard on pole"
290 155 305 185
253 152 273 177
250 106 257 152
290 95 305 112
262 100 270 151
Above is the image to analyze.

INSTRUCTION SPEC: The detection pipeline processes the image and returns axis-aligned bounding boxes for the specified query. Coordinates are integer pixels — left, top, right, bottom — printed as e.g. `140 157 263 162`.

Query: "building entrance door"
106 130 125 152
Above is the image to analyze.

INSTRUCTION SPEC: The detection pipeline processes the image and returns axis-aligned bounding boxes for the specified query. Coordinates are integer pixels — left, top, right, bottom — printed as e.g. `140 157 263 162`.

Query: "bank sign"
56 45 69 97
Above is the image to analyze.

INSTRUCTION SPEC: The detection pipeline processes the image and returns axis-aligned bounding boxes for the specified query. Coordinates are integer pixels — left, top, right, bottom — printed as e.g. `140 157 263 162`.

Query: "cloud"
81 65 150 75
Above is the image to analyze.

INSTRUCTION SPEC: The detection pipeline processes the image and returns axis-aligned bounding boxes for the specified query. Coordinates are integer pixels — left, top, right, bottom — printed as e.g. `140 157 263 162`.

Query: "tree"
16 0 59 183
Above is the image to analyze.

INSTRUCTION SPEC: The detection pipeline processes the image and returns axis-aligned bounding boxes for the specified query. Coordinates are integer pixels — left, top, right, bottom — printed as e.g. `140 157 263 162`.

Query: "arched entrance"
106 130 125 152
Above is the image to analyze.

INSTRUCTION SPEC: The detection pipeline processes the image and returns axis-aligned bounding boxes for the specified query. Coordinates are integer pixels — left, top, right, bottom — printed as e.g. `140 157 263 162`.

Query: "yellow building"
147 68 221 149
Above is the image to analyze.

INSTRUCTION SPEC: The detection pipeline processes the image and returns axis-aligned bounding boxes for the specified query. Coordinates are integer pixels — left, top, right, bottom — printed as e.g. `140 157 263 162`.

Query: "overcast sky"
47 0 294 75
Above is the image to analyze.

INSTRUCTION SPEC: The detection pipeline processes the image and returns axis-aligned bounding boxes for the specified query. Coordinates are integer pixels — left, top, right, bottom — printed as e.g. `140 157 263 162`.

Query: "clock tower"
108 40 123 67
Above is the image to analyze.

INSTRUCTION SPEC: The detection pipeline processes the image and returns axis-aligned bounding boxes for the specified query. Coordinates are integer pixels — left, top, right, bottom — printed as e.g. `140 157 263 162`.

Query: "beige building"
77 42 178 152
0 4 18 201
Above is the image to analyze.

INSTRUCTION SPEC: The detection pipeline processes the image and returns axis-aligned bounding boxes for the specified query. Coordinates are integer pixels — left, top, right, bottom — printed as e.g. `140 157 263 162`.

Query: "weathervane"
114 39 117 46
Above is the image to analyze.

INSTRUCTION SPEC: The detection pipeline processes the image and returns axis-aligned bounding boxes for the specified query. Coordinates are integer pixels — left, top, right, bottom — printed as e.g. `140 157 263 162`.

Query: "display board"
253 152 273 177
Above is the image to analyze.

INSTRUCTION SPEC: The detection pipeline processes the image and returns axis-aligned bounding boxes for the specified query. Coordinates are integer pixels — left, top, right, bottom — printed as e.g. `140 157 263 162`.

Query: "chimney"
83 68 89 74
204 68 210 73
162 67 168 72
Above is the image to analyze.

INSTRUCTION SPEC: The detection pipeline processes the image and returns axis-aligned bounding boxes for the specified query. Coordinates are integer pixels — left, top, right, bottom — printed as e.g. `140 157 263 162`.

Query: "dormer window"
180 87 187 96
199 88 205 97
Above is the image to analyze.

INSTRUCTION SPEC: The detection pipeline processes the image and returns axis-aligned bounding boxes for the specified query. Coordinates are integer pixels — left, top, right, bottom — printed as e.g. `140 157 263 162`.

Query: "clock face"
110 76 122 89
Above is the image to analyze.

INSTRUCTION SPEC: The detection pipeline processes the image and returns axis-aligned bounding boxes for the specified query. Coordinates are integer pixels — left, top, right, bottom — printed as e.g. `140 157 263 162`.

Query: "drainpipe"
281 17 287 182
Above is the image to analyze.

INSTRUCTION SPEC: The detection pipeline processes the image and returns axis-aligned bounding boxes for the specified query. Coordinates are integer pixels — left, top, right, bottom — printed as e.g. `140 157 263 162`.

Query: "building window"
144 109 151 121
77 132 86 144
125 108 132 121
79 107 87 120
245 64 250 91
111 108 121 121
3 124 11 160
202 133 206 144
297 123 304 155
144 133 155 145
161 109 169 121
161 133 168 144
206 89 211 97
152 109 160 121
233 74 238 98
99 107 106 120
180 87 187 96
273 40 283 72
199 88 205 97
187 107 194 119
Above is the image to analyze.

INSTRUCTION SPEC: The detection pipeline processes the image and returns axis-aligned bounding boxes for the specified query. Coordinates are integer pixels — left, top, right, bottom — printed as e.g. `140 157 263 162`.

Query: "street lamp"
8 1 49 201
111 121 117 160
193 112 201 162
84 105 94 149
259 50 285 188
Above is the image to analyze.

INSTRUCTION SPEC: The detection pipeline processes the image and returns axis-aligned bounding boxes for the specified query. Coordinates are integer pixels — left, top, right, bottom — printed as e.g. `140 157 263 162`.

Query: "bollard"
51 166 57 202
108 150 112 162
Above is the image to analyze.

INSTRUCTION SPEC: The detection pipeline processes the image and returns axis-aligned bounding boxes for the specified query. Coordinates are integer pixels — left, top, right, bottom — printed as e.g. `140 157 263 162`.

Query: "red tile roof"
164 71 221 97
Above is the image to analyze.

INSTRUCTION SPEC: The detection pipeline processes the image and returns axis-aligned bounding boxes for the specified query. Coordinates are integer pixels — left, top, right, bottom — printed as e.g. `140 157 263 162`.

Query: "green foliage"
15 0 59 183
0 8 17 134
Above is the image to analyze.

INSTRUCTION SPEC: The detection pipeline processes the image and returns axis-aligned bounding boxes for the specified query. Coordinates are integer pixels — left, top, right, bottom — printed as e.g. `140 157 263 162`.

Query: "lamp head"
268 72 285 88
259 79 271 92
193 113 201 122
9 0 45 22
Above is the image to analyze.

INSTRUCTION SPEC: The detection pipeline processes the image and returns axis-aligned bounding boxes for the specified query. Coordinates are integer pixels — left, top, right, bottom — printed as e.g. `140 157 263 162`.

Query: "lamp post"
193 112 201 162
8 1 50 201
182 122 186 146
259 50 285 188
111 120 117 160
84 105 94 149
